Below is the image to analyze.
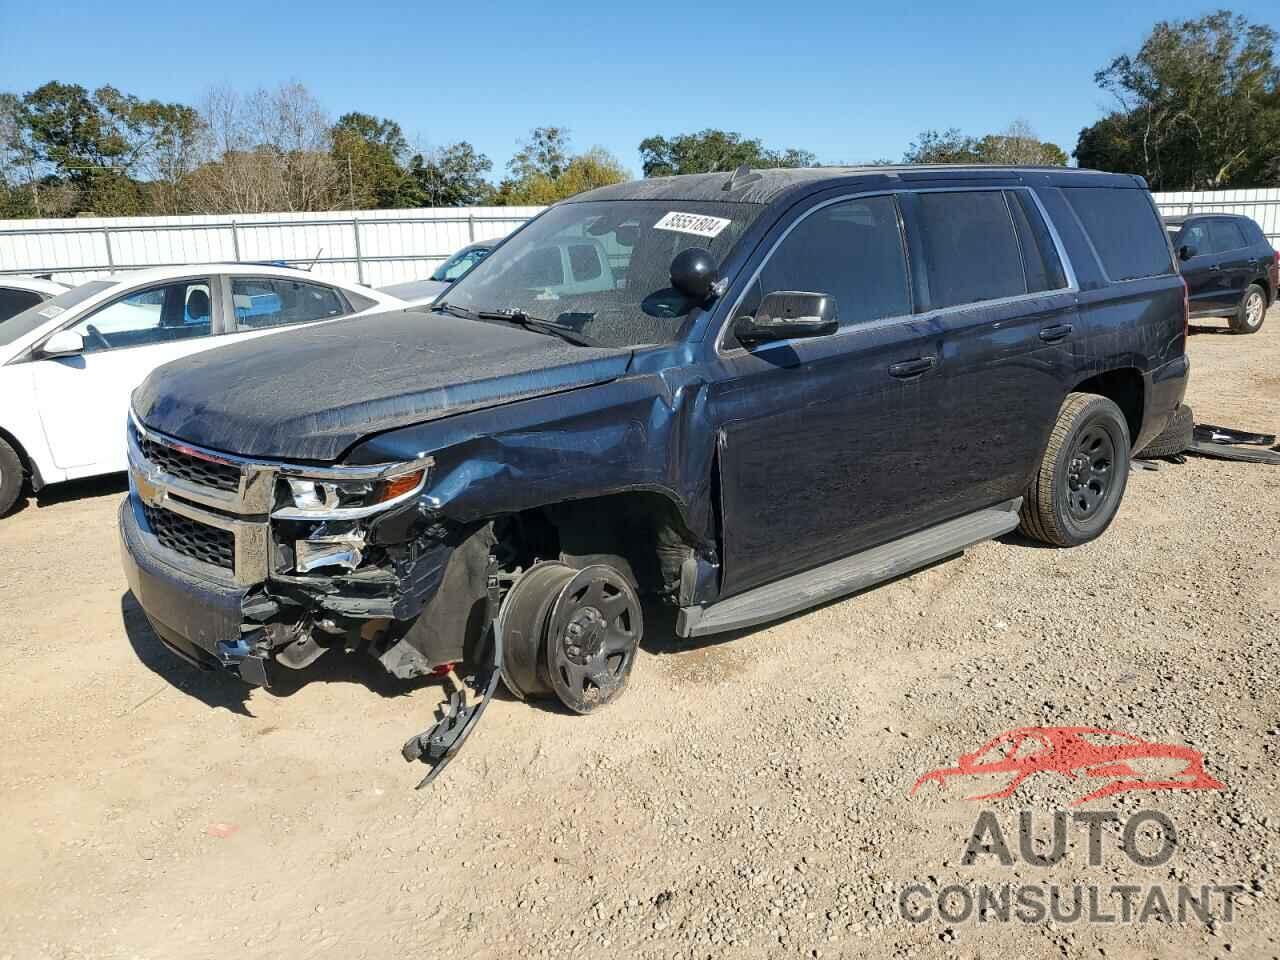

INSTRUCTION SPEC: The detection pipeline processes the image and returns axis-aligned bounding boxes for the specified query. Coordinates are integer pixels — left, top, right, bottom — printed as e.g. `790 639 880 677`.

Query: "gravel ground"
1 308 1278 960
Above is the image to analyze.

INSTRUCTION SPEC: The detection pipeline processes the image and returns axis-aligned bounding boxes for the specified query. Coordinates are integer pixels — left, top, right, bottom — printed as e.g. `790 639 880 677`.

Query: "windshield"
429 245 492 283
442 200 761 348
0 280 115 347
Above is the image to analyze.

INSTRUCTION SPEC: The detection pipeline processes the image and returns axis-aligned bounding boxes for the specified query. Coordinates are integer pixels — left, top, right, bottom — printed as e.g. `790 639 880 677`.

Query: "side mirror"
1179 244 1197 261
670 247 720 301
41 330 85 358
734 291 838 346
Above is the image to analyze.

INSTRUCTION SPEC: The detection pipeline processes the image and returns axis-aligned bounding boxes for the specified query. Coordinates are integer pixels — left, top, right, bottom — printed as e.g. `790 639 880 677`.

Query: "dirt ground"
2 309 1278 960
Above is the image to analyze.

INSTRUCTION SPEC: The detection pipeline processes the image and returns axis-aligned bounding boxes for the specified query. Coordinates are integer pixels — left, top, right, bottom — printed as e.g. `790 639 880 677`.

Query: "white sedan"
0 263 405 516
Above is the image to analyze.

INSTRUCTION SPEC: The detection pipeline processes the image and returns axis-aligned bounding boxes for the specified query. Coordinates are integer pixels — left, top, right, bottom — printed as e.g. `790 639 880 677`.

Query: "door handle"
1039 323 1073 343
1209 264 1221 272
887 357 937 379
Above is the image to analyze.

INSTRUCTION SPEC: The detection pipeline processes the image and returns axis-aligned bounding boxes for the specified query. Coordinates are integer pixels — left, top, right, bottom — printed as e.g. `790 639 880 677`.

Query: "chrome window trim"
713 185 1079 357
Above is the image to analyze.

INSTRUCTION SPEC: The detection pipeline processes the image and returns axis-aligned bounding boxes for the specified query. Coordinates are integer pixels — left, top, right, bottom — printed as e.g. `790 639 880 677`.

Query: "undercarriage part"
401 556 503 788
545 565 642 714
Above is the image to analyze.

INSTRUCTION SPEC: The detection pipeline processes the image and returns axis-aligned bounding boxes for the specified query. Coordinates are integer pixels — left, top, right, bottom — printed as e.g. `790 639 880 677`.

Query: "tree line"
1 10 1276 219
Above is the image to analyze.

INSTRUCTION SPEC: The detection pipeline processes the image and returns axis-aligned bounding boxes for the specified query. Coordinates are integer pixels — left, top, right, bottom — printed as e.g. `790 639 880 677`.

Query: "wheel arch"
1070 367 1144 449
0 423 39 491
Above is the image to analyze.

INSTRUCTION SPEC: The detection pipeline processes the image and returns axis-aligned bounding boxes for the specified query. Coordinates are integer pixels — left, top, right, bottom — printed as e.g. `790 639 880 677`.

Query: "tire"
1018 392 1131 547
0 436 24 517
1136 403 1193 459
1229 283 1267 334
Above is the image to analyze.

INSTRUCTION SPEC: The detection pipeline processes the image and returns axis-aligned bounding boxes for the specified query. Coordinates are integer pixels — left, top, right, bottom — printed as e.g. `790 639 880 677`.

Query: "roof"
573 165 1140 207
1162 212 1249 225
0 275 68 296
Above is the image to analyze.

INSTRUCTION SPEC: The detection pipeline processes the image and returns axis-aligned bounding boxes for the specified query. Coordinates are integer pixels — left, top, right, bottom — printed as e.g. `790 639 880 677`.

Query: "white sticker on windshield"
653 211 732 239
38 304 65 319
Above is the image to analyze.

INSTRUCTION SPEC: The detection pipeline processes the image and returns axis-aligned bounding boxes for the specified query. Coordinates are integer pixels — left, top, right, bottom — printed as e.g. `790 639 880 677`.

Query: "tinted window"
1063 187 1173 281
1007 191 1068 293
69 280 212 353
0 287 44 324
232 278 347 330
1208 219 1247 254
568 244 603 282
512 246 565 287
1177 221 1210 255
915 191 1025 308
754 196 910 330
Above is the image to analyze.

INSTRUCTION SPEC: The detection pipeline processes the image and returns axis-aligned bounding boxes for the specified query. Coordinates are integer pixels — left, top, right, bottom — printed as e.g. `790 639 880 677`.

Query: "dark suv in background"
1165 213 1278 334
121 165 1188 727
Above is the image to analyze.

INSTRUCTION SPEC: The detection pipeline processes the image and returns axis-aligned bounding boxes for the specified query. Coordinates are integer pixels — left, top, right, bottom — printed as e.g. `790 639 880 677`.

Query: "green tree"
405 141 494 206
494 128 628 204
638 129 816 177
508 126 571 181
1075 11 1280 188
331 111 409 208
903 122 1067 166
17 82 202 215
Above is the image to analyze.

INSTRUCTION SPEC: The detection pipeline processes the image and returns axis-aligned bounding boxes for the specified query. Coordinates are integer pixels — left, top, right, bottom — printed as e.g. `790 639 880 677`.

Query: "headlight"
271 459 432 520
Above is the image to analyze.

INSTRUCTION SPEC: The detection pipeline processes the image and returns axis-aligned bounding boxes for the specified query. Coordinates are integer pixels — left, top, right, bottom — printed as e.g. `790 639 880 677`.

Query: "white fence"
1152 188 1280 243
0 206 544 287
1 187 1276 289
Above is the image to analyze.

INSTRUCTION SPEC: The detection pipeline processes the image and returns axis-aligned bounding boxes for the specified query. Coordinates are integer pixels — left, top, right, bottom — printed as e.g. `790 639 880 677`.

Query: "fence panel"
0 206 544 286
1153 188 1280 244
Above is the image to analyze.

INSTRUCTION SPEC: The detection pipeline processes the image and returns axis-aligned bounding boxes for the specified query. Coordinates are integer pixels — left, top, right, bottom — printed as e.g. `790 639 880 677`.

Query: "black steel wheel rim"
546 566 641 714
1063 423 1116 521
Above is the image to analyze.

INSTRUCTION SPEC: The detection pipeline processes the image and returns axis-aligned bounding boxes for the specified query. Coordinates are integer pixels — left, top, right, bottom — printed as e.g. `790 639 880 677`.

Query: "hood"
133 308 633 461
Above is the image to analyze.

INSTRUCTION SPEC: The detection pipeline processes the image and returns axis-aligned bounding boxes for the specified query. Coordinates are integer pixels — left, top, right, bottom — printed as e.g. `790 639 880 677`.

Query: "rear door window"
755 195 911 328
914 191 1026 308
568 244 603 282
232 277 348 330
1007 191 1068 293
1062 187 1174 281
1208 219 1247 254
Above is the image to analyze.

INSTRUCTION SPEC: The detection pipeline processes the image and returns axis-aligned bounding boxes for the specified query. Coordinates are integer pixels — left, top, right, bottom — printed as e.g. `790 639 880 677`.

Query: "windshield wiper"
431 301 477 321
475 308 599 347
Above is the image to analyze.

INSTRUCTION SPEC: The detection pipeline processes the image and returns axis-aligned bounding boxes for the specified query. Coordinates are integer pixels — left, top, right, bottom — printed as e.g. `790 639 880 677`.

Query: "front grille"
143 505 235 571
136 431 241 492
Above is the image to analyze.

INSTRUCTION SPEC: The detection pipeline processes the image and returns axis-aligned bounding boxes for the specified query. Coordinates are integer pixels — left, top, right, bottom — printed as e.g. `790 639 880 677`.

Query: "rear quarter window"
1063 187 1174 282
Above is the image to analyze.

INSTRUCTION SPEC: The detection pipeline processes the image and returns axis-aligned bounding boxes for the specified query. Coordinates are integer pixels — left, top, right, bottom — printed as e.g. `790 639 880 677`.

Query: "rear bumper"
1137 353 1191 451
118 496 268 685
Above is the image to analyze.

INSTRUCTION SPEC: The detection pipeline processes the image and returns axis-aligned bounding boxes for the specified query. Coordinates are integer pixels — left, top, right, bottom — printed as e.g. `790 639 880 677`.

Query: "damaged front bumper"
120 415 463 688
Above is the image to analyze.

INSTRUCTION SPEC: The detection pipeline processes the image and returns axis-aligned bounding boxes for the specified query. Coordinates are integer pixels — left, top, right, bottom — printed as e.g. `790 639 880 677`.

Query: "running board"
676 498 1022 638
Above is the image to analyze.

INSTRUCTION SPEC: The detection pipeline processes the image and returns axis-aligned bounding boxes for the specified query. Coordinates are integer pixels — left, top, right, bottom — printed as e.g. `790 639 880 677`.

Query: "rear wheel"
1019 392 1130 547
1230 283 1267 334
0 437 24 517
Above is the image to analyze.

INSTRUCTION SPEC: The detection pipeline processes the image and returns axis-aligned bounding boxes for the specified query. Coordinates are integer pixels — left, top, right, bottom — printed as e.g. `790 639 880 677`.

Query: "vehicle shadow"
6 472 129 518
120 591 452 717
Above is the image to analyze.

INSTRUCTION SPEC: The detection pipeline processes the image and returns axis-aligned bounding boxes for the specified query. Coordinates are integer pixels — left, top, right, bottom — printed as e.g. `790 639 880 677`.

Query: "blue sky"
2 0 1273 178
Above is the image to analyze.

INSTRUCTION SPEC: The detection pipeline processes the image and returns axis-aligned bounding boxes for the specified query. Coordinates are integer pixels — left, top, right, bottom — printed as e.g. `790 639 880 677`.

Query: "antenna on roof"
722 164 761 192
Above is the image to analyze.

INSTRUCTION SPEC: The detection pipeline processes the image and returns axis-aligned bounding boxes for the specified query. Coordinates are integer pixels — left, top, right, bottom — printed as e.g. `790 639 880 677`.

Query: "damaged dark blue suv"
121 165 1188 757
